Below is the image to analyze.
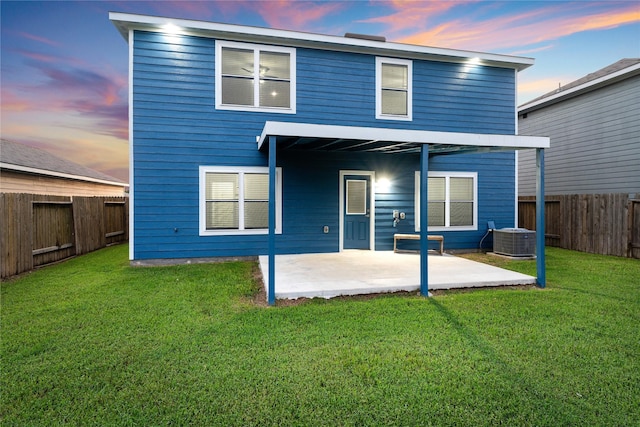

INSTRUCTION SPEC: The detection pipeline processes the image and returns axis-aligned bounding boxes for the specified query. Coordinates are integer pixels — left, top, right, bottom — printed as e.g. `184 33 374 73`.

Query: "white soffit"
109 12 534 71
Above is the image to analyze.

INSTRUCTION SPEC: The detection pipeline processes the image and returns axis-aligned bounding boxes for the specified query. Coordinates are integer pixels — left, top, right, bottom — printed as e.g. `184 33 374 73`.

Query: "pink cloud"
361 0 474 34
249 0 347 31
36 64 123 103
107 0 244 23
509 44 555 56
565 7 639 33
109 0 345 31
142 0 219 21
518 76 569 98
208 0 244 19
395 3 640 51
14 48 88 68
17 31 61 47
38 136 129 182
1 90 31 112
6 59 129 142
17 50 60 63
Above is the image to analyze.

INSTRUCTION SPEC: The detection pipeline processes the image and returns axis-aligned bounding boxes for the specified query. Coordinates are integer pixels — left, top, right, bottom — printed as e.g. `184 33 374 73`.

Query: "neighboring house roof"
519 58 640 114
0 139 127 187
109 12 534 71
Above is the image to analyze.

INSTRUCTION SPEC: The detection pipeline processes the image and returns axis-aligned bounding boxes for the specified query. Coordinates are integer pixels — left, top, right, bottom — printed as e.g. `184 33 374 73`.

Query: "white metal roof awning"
259 121 550 305
258 122 550 155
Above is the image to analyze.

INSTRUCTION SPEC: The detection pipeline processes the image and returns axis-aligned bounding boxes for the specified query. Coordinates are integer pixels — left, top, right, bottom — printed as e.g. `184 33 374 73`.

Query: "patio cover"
258 121 550 305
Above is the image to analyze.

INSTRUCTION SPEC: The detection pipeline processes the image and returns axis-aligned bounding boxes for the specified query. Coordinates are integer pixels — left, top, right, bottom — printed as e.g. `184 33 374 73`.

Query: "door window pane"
346 180 367 215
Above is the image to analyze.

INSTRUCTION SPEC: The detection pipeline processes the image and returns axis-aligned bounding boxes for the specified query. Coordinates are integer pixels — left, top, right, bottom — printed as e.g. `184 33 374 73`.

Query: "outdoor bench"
393 233 444 255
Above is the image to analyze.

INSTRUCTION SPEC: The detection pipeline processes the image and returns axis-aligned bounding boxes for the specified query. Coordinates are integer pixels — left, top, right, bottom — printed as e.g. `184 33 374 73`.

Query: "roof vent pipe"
344 32 386 42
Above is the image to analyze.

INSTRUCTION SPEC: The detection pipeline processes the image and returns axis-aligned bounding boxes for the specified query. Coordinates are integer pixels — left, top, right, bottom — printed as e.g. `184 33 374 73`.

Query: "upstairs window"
216 41 296 113
376 57 412 121
415 172 477 231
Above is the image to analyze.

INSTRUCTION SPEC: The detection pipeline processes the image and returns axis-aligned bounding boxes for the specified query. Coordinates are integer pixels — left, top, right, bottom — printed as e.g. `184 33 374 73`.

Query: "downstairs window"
415 171 477 231
199 166 282 235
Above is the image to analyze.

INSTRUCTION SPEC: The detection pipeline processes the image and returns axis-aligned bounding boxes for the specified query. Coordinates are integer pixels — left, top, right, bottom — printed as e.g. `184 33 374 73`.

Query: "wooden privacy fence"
519 193 639 259
1 193 128 279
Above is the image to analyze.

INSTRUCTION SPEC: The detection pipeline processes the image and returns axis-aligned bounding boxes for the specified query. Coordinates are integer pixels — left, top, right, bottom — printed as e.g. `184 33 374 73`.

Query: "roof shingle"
0 139 125 185
524 58 640 106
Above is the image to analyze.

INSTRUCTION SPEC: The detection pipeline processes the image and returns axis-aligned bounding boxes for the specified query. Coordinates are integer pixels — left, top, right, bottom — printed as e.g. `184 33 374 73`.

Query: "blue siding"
370 152 517 252
131 31 517 260
279 151 515 254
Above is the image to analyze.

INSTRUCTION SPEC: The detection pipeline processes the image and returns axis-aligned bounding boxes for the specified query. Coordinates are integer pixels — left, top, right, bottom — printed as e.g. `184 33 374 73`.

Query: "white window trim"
376 57 412 121
199 166 283 236
215 40 296 114
415 171 478 232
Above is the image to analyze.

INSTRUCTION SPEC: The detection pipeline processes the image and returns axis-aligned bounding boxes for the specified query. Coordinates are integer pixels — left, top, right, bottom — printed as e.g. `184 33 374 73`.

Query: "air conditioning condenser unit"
493 228 536 257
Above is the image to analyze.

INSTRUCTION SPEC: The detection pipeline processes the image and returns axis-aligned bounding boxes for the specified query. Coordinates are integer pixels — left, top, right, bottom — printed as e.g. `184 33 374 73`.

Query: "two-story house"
110 13 549 303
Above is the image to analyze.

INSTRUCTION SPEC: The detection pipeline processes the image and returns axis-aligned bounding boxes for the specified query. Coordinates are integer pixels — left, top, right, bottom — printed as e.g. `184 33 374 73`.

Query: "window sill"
415 226 478 232
216 104 296 114
200 229 283 236
376 114 412 121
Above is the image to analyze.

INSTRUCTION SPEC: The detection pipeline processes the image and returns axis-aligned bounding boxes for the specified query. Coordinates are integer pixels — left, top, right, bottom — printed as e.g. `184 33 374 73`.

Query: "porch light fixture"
376 178 391 193
461 57 482 74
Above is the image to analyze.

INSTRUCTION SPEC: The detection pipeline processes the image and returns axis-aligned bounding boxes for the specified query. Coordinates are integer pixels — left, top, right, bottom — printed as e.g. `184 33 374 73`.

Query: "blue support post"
536 148 546 287
268 135 276 305
420 144 429 296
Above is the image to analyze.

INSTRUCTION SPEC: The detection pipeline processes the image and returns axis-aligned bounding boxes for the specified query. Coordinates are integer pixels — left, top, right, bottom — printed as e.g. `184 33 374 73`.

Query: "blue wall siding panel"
131 30 517 259
276 151 515 253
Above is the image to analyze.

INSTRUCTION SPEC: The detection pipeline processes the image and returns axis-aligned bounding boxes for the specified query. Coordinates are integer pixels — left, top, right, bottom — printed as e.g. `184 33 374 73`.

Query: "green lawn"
2 245 639 426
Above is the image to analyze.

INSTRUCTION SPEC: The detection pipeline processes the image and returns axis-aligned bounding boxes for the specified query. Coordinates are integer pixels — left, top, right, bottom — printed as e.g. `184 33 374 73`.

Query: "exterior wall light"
162 23 182 34
376 178 391 193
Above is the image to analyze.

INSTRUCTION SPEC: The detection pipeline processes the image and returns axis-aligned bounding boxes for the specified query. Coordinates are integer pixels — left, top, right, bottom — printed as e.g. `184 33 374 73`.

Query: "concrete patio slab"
259 250 536 300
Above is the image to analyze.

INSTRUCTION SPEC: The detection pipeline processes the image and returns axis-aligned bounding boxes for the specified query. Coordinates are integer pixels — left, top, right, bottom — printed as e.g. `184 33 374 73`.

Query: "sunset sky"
2 1 639 183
